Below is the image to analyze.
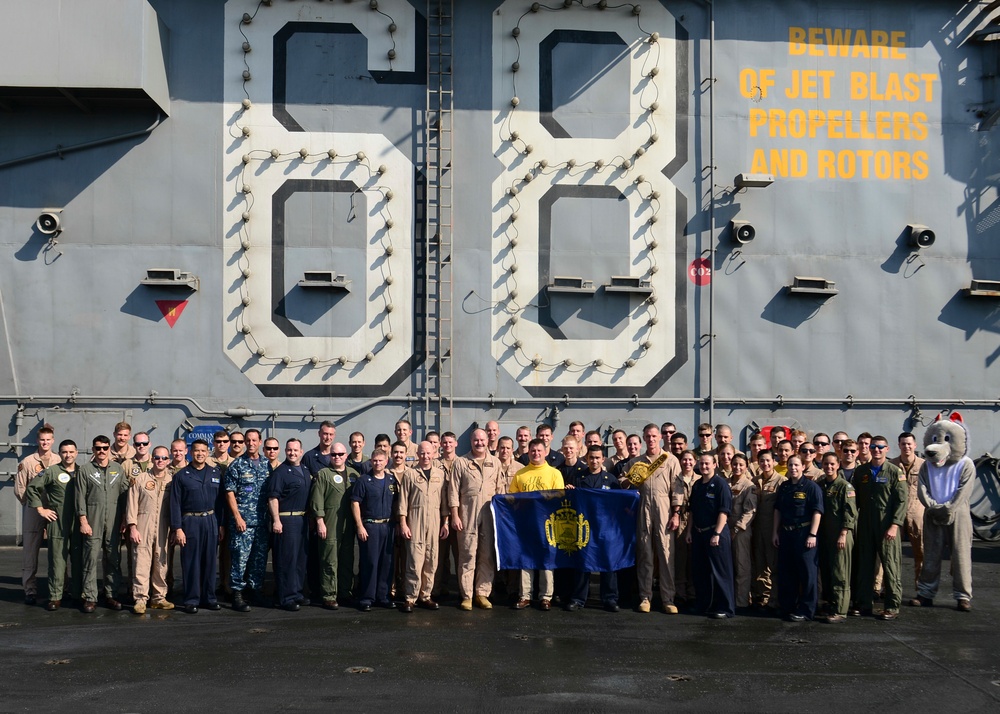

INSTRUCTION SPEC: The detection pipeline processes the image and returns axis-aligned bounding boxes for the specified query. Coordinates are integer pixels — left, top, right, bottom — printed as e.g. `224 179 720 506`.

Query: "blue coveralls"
351 472 398 607
689 473 736 618
268 462 311 606
774 476 824 619
170 464 223 607
570 469 621 607
225 454 271 593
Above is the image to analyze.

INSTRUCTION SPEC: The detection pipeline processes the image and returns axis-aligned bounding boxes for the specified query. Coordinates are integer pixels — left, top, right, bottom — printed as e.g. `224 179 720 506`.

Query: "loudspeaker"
36 210 62 235
731 220 756 245
907 224 935 249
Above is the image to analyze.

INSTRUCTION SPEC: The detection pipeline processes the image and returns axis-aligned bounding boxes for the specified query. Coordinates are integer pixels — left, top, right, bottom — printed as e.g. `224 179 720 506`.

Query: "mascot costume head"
923 413 970 469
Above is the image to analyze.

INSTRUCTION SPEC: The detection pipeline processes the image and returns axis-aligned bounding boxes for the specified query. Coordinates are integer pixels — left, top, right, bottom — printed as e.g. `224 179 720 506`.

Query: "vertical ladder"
424 0 454 433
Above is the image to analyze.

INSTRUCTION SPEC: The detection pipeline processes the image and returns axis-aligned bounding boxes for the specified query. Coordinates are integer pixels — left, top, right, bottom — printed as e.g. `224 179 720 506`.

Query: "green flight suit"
853 461 907 611
75 461 129 601
819 475 857 615
310 465 359 601
25 464 81 602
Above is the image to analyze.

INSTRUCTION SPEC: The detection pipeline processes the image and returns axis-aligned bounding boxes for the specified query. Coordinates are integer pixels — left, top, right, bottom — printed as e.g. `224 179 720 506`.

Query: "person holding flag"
509 439 564 610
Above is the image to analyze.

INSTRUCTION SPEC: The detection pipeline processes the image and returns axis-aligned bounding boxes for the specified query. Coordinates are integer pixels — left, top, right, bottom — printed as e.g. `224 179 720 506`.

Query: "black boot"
232 590 251 613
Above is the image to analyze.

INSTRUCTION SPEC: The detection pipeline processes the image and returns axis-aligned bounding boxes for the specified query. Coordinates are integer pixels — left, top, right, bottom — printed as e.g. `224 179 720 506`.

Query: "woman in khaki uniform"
729 454 757 609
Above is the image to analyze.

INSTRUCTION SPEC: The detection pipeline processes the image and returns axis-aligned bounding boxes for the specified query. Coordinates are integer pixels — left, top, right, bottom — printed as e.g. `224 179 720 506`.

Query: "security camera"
907 224 935 249
36 209 63 236
730 220 756 245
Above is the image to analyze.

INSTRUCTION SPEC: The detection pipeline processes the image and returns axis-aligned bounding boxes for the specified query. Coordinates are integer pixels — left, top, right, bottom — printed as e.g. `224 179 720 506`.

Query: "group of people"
12 418 971 621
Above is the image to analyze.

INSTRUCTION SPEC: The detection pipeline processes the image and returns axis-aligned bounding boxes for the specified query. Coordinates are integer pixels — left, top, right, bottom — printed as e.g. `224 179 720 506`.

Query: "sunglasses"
870 444 889 451
263 446 280 451
833 439 845 444
152 455 170 461
93 445 110 451
333 452 348 457
134 441 149 447
661 431 675 436
215 438 230 444
231 439 245 444
843 448 858 453
814 441 829 447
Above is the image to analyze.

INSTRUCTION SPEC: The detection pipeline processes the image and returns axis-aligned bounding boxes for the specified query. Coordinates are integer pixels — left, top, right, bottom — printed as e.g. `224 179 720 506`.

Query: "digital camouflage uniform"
225 454 271 593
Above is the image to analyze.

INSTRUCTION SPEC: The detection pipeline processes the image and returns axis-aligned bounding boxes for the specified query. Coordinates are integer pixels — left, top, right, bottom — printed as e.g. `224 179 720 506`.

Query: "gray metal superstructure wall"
0 0 997 540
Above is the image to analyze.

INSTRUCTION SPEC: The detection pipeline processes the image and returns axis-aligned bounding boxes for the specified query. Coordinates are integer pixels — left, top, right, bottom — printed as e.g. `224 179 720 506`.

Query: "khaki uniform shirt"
125 471 173 542
729 474 758 532
15 452 60 505
890 455 926 528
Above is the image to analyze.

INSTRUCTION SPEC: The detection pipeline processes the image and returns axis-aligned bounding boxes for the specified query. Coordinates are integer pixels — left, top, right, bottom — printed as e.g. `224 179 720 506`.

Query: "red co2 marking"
688 257 712 286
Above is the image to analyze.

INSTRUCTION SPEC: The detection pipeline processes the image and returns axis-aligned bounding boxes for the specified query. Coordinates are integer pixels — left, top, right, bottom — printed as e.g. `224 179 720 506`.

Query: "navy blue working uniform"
689 474 736 618
351 472 399 607
170 464 223 608
268 461 311 607
517 450 565 468
774 476 824 619
302 448 332 478
553 459 590 602
569 470 621 608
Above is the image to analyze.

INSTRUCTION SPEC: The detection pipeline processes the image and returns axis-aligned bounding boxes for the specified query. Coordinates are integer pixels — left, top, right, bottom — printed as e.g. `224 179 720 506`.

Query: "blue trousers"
778 528 819 618
358 522 393 606
273 516 308 606
691 528 736 617
570 570 619 606
180 516 218 607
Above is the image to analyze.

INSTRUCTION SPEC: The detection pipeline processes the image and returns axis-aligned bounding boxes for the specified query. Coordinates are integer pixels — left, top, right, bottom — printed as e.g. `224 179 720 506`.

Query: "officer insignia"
793 492 806 500
545 500 590 554
333 474 343 484
132 466 141 475
57 472 71 484
144 481 155 490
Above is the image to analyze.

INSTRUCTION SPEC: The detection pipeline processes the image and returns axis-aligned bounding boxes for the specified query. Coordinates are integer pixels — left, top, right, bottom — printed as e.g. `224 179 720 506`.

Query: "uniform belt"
364 518 390 524
695 525 716 533
183 510 214 517
278 511 306 517
782 522 810 531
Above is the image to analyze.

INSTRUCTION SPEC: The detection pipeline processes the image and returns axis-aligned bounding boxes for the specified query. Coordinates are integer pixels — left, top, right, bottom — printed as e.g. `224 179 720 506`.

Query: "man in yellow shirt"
509 439 565 610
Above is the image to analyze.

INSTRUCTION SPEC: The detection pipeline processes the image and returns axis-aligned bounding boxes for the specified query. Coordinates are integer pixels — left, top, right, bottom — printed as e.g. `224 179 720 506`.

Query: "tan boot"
473 595 493 610
638 598 651 613
133 600 146 615
459 598 473 611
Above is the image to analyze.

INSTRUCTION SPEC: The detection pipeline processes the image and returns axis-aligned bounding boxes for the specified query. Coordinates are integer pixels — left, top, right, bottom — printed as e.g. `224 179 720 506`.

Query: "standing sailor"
268 438 312 611
76 435 129 612
170 440 223 614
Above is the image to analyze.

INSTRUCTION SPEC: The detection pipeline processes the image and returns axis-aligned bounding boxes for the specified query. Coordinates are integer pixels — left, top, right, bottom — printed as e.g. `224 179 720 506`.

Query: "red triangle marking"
156 300 189 328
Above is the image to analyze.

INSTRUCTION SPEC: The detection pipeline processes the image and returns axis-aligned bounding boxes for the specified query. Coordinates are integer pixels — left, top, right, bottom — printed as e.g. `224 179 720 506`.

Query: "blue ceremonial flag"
491 489 639 571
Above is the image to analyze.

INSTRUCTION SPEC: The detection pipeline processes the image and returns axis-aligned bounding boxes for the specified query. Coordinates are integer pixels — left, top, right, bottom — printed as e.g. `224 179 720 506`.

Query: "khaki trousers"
132 524 170 604
21 505 46 596
456 504 497 599
731 526 753 608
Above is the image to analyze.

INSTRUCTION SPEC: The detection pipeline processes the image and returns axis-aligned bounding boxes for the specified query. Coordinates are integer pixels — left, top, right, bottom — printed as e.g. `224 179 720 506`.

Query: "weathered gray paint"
0 0 998 538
